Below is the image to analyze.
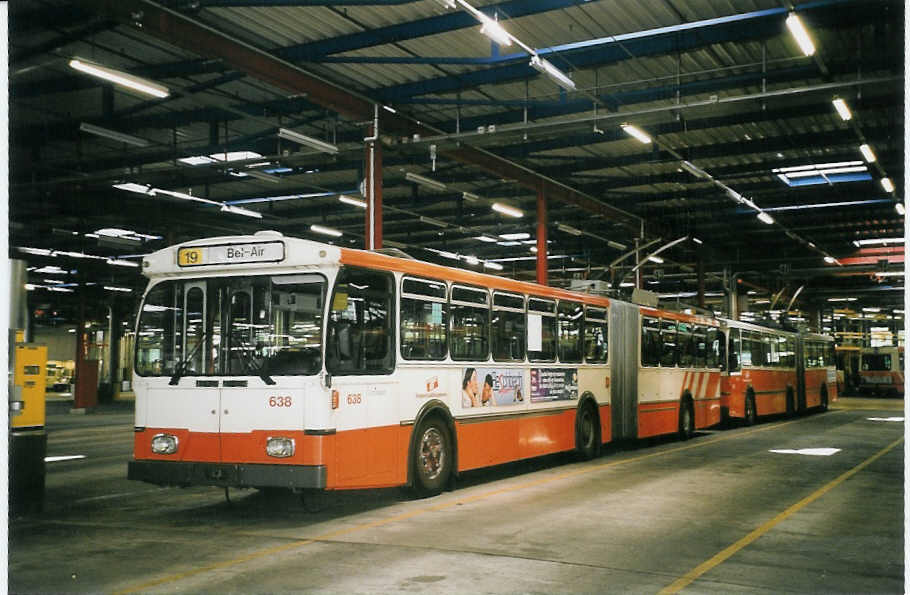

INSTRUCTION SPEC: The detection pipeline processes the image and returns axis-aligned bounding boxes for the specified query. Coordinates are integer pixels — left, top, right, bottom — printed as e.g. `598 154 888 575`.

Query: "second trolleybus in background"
128 232 831 497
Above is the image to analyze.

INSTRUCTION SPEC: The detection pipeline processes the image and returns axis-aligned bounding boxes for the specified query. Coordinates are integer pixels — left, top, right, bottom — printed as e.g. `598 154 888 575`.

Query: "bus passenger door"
145 281 222 462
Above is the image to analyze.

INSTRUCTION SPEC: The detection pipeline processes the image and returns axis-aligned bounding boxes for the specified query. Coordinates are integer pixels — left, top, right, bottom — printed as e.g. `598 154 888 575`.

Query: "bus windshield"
135 274 326 377
862 353 892 371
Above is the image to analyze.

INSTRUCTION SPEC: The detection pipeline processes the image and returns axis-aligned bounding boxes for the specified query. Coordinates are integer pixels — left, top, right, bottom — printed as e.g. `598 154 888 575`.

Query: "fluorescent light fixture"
484 261 504 271
211 151 263 162
827 297 857 302
69 57 169 98
463 255 480 265
648 255 664 264
608 240 627 251
556 223 583 236
859 144 877 163
725 188 744 202
106 258 140 268
278 128 339 154
405 172 447 191
95 228 160 241
492 202 523 218
824 256 837 264
692 237 703 245
151 188 220 206
179 155 217 166
382 104 397 113
529 55 575 91
17 247 54 256
462 192 481 203
680 160 710 179
875 271 904 277
499 232 530 240
244 169 281 183
785 13 816 56
79 123 150 147
832 97 852 121
310 224 342 237
621 123 651 144
853 237 904 247
475 235 498 243
113 182 152 195
896 202 905 216
862 307 882 313
757 211 775 225
880 177 895 193
220 204 263 219
478 13 512 46
104 286 133 293
419 215 449 228
339 195 367 208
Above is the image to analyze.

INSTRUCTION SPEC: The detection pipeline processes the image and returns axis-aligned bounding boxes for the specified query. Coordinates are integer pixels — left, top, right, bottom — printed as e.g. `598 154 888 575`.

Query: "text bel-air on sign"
178 241 285 267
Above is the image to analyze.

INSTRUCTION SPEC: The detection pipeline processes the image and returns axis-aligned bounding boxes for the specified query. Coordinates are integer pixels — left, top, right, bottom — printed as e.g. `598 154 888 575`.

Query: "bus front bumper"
128 460 327 489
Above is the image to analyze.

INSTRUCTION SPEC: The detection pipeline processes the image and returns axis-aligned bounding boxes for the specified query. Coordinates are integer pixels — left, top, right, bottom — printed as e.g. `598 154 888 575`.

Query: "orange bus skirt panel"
638 402 680 438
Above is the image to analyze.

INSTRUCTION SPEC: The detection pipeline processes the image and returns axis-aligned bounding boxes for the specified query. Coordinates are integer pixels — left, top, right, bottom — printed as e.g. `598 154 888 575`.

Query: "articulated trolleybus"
128 231 726 496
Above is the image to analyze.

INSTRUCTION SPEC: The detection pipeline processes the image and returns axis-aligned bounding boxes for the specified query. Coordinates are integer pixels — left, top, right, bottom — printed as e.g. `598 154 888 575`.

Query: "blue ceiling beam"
275 0 589 62
375 0 882 101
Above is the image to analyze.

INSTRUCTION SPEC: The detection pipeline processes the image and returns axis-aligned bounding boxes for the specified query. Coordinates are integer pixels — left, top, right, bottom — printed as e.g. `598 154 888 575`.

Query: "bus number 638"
268 396 292 407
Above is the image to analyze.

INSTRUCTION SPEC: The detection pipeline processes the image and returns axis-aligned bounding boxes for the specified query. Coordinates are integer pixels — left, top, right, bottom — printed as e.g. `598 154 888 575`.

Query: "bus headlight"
151 434 178 455
266 437 295 458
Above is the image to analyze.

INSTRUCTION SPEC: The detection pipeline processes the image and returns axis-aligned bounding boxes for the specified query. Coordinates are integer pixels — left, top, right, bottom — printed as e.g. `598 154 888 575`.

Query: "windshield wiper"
230 334 276 386
169 331 208 386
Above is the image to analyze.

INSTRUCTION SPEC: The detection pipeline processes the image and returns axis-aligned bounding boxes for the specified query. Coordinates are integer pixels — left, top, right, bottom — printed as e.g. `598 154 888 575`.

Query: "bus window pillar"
536 186 547 286
364 111 382 250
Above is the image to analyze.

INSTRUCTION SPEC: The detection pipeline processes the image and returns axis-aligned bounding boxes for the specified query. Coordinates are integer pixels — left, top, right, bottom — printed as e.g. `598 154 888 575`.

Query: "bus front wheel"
678 399 695 440
412 417 452 498
744 393 757 426
820 386 829 412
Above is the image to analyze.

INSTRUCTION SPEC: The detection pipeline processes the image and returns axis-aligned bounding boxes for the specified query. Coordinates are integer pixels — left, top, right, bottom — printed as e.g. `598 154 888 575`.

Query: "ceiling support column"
536 186 548 286
364 115 382 250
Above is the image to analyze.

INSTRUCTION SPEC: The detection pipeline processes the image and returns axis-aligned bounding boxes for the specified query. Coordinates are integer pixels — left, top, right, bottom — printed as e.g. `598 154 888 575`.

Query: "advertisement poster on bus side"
530 368 578 403
461 367 524 408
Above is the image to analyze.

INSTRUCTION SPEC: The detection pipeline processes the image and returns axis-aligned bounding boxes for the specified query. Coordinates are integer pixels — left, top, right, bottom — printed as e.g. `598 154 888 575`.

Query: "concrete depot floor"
9 397 905 594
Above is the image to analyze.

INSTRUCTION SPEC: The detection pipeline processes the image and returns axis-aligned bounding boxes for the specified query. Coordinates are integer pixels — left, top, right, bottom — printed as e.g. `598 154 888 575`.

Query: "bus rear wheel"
820 386 829 412
678 399 695 440
412 417 452 498
575 402 600 460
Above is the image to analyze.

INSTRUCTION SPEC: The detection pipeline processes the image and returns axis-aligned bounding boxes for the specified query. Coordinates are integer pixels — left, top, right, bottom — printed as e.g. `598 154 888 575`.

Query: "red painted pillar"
536 186 548 286
364 126 383 250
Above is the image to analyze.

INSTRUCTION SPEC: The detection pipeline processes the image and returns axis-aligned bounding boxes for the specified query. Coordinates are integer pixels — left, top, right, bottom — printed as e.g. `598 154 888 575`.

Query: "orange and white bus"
858 346 904 396
722 322 836 424
721 320 799 425
127 232 723 496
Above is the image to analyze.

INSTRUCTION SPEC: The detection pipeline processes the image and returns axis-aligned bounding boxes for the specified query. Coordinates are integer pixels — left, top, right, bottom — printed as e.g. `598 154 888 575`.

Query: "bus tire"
785 388 796 417
820 386 829 412
412 416 452 498
744 392 757 427
678 397 695 440
575 401 600 460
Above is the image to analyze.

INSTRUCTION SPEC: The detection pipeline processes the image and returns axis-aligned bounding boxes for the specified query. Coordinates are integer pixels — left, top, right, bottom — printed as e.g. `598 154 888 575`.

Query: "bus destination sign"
177 241 285 267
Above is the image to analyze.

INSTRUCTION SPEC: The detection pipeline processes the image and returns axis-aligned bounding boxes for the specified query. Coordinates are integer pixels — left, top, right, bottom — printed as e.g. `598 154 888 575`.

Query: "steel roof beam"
376 0 887 101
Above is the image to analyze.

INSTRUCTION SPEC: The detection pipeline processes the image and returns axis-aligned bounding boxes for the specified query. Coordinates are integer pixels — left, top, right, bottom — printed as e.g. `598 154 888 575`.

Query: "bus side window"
527 298 556 362
557 301 583 363
450 285 490 361
660 319 677 367
326 267 395 375
728 329 741 372
584 306 608 364
492 292 525 362
400 277 447 361
641 316 660 367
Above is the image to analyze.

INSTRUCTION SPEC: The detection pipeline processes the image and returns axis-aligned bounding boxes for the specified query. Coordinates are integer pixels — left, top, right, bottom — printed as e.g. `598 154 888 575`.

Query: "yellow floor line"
111 416 813 594
658 434 905 594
